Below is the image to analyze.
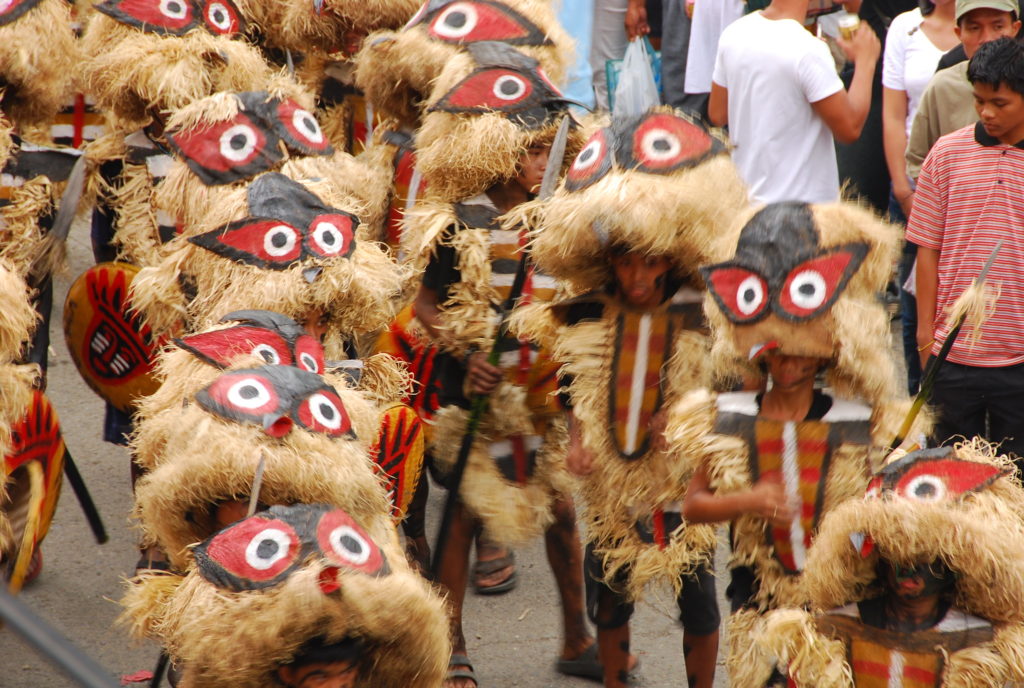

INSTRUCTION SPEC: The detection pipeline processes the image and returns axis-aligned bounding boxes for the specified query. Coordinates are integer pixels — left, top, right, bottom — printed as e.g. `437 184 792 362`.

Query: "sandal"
472 549 516 595
555 642 603 681
446 653 479 687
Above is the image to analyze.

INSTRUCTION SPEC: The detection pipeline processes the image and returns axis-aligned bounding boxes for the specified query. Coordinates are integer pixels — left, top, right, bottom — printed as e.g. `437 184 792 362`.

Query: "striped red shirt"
907 122 1024 367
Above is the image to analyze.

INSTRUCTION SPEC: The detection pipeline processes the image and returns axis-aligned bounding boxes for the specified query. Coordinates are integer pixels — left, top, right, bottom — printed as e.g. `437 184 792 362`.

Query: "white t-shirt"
712 11 844 204
685 0 745 95
882 8 944 137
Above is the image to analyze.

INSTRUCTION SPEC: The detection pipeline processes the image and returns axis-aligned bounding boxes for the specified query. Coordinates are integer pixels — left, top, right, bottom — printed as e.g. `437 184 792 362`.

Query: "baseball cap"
956 0 1019 22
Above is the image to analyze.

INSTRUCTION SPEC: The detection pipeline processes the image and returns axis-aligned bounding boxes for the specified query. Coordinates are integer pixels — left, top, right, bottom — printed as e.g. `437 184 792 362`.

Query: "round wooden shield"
62 262 162 412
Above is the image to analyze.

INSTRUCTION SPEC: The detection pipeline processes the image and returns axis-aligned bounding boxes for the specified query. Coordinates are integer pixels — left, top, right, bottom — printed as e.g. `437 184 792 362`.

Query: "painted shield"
4 391 66 590
372 305 447 421
62 263 163 412
370 404 425 521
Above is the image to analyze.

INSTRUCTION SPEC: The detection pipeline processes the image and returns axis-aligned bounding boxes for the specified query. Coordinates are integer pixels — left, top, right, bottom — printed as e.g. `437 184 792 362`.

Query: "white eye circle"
493 75 527 101
292 109 324 144
299 352 319 373
737 275 765 316
312 221 344 256
206 2 233 30
219 124 257 162
263 225 298 257
252 343 281 364
245 528 293 570
905 475 946 502
308 392 342 429
227 378 272 409
640 129 682 162
434 2 478 38
328 525 370 564
161 0 189 19
788 269 827 310
573 139 603 170
0 0 14 11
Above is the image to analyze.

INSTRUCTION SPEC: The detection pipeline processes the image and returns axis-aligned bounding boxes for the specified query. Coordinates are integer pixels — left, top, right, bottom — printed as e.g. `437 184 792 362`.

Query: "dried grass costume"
514 109 747 613
0 0 82 368
739 444 1024 688
666 200 917 680
409 43 583 545
122 503 450 688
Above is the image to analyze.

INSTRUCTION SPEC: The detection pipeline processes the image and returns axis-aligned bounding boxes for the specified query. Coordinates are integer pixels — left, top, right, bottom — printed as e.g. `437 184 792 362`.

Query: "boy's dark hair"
968 36 1024 95
286 635 363 669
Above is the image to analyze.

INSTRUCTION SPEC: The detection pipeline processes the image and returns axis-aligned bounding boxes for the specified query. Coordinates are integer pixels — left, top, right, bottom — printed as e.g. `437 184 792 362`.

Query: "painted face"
188 173 358 273
405 0 552 46
195 365 355 439
566 110 725 191
175 310 325 374
864 446 1009 503
701 202 868 325
166 92 332 186
95 0 245 37
194 503 389 592
0 0 45 26
428 42 568 128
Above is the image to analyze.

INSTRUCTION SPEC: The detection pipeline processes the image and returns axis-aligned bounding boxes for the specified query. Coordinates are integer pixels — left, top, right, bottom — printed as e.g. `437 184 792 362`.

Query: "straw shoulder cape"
515 287 718 601
733 445 1024 688
418 196 573 545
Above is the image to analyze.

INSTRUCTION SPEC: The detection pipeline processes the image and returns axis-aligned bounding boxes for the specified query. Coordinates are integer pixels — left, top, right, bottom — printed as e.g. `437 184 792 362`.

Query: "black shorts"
584 543 720 635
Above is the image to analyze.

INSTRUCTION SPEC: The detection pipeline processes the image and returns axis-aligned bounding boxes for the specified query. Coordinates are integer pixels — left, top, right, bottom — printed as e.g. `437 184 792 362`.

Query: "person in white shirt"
709 0 880 204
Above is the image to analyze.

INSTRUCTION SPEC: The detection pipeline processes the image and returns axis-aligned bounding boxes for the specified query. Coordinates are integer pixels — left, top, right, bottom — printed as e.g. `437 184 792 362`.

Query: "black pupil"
798 283 816 296
168 0 184 13
318 402 336 419
742 288 756 304
580 149 594 163
239 384 260 399
340 534 363 555
915 482 937 497
259 350 275 362
303 355 317 370
302 116 316 133
322 230 336 245
256 538 279 559
652 138 672 152
229 133 248 151
445 10 467 28
270 231 288 248
500 79 521 96
212 8 225 22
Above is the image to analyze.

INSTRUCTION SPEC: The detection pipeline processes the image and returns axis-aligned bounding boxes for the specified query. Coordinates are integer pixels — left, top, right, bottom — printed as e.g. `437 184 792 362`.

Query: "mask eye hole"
196 371 282 425
626 113 717 173
304 214 356 259
425 0 551 45
431 68 540 115
95 0 197 35
202 0 241 34
566 129 613 191
275 100 333 155
701 265 770 324
293 335 325 374
315 509 389 576
167 112 283 186
775 246 867 321
189 219 304 269
295 388 353 437
195 516 301 591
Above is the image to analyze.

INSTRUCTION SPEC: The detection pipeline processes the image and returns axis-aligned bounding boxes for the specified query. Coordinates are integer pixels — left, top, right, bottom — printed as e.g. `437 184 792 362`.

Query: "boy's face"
974 81 1024 141
610 253 673 308
956 9 1021 58
762 351 821 391
515 143 550 195
277 659 359 688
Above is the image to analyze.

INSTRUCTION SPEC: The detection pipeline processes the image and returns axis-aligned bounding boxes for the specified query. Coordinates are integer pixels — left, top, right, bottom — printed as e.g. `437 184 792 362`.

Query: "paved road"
0 230 733 687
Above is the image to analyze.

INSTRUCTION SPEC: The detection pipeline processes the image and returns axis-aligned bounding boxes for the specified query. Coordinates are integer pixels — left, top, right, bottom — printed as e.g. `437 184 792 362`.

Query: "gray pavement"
0 228 734 687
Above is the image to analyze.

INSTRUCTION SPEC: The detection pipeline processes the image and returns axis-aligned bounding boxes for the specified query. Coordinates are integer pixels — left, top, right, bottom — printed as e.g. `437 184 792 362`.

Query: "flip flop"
473 550 517 595
446 653 479 687
555 643 603 681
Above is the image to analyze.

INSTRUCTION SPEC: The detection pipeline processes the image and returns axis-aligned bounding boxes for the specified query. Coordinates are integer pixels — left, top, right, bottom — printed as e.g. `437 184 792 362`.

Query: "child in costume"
741 443 1024 687
514 107 748 688
122 503 449 688
406 42 594 686
674 200 919 682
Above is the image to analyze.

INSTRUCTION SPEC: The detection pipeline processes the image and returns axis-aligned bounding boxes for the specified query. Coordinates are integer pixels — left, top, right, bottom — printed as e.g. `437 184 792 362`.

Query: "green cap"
956 0 1018 22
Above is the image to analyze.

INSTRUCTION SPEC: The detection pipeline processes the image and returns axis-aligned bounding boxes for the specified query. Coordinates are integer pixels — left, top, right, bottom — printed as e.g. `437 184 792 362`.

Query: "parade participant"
121 504 450 688
740 444 1024 686
0 0 82 371
514 107 748 688
674 200 915 683
131 169 403 361
406 42 593 686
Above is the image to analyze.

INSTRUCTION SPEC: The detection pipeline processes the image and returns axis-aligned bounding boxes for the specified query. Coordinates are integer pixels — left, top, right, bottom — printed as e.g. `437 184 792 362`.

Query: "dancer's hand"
748 479 794 528
467 352 503 396
566 414 594 476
